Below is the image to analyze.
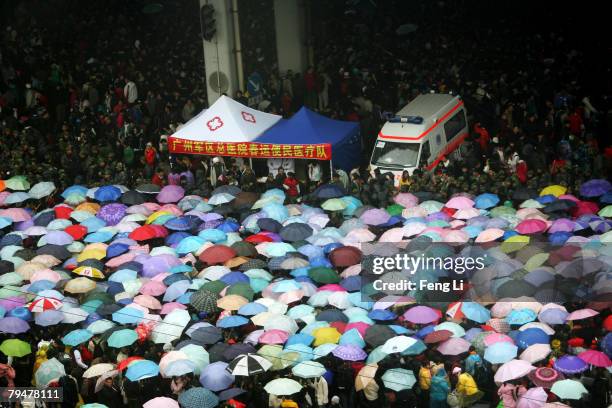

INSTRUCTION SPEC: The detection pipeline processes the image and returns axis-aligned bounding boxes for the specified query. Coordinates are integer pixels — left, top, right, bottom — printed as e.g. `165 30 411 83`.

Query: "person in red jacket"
144 142 157 179
474 122 490 152
283 172 300 202
516 160 528 184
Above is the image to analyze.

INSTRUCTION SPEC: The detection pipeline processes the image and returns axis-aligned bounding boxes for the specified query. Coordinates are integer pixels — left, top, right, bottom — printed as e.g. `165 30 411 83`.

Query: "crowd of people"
0 1 611 407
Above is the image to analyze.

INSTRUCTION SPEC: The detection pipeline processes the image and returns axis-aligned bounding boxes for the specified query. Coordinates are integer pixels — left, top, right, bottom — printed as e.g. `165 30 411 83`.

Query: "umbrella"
157 185 185 203
0 338 31 357
381 336 417 354
528 366 563 388
144 397 179 408
200 362 234 391
35 358 65 385
107 329 138 348
178 387 219 408
554 355 588 374
125 360 159 381
517 387 548 408
520 344 551 363
484 342 518 364
580 179 611 197
403 306 440 324
94 185 122 202
5 175 30 191
264 378 303 396
227 353 272 376
382 368 416 391
291 361 326 378
550 379 588 400
280 223 314 242
313 184 345 199
331 345 367 361
62 329 93 346
494 359 535 383
438 338 471 355
565 308 598 321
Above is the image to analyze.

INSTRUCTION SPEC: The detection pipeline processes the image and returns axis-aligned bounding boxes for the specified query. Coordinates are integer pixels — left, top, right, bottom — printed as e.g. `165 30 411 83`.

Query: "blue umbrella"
125 360 159 381
339 329 366 348
112 306 144 324
166 232 191 246
484 342 518 364
549 231 572 245
475 193 500 209
516 328 550 349
461 302 491 323
538 308 568 325
220 272 249 285
62 329 93 346
340 276 363 292
94 185 122 202
602 333 612 357
368 309 397 321
198 229 227 243
80 217 107 232
400 338 427 356
163 280 191 302
176 236 206 254
285 333 314 347
61 185 88 199
216 315 249 328
34 310 63 326
580 179 612 197
238 302 267 316
262 203 289 223
108 269 137 283
165 359 196 377
178 387 219 408
313 184 346 199
217 220 240 232
165 217 192 231
199 362 234 391
506 308 537 325
284 343 315 362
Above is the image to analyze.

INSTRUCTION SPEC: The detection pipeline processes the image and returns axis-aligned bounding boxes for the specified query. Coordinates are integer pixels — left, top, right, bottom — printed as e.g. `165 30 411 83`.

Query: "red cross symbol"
207 116 224 131
241 111 256 123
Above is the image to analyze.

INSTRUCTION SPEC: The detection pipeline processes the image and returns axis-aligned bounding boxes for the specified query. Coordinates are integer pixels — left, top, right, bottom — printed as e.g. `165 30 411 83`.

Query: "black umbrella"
33 211 55 227
14 248 36 261
36 244 71 260
230 241 258 257
512 187 538 201
0 260 14 274
279 223 314 242
232 192 259 211
413 191 435 201
364 325 396 347
115 261 143 273
223 343 256 361
135 183 161 194
257 218 282 233
212 185 242 196
176 339 206 349
190 290 220 313
190 327 223 345
238 259 268 271
543 199 576 213
218 388 246 402
97 303 122 316
316 309 348 323
313 184 346 199
121 190 146 205
212 203 234 216
208 343 231 363
78 259 105 271
496 279 536 298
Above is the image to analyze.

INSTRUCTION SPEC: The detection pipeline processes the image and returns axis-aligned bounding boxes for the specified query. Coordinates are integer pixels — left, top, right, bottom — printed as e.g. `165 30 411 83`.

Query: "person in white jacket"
124 79 138 104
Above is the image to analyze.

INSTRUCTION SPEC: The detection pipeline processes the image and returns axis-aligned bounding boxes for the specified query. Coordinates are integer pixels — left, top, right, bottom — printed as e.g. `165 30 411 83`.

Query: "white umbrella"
381 336 417 354
83 363 115 379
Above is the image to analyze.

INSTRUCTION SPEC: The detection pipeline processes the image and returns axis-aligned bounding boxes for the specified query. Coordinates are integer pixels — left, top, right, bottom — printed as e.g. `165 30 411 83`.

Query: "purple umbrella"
157 185 185 204
548 218 575 234
486 217 509 229
554 355 588 374
97 203 128 226
0 316 30 333
199 361 234 391
331 345 367 361
44 230 74 246
538 309 568 325
360 209 391 226
142 255 183 278
426 212 451 222
590 219 612 233
0 297 26 312
580 179 612 197
35 310 64 326
467 216 490 228
438 338 471 355
403 306 441 324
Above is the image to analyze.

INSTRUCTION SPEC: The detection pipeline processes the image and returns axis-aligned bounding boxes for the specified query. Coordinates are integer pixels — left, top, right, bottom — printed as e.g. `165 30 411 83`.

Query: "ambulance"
369 93 468 183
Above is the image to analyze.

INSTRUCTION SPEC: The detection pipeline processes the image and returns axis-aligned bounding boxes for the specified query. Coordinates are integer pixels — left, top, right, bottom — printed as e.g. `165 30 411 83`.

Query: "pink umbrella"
491 302 513 318
487 318 511 333
548 219 576 233
403 306 441 324
403 222 427 237
144 397 179 408
516 219 548 234
157 185 185 204
140 281 167 296
160 302 187 315
438 338 471 355
578 350 612 367
344 228 376 243
442 230 469 244
126 205 153 215
278 290 305 304
379 228 405 242
345 322 370 337
517 387 547 408
445 196 475 210
0 208 31 222
359 209 391 226
494 359 535 383
475 228 505 243
566 308 599 321
558 194 580 202
450 220 466 228
394 193 418 208
520 344 552 363
133 295 162 310
0 191 10 205
259 329 290 344
317 284 346 292
484 333 515 346
159 204 183 216
453 208 480 220
30 269 62 283
106 252 138 267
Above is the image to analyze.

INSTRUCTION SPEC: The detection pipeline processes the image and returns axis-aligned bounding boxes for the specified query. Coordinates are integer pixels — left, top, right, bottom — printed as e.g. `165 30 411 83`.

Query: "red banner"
168 137 332 160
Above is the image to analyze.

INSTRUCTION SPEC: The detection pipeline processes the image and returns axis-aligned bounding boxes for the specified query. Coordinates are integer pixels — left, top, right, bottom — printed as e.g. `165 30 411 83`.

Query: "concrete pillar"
273 0 307 76
200 0 238 105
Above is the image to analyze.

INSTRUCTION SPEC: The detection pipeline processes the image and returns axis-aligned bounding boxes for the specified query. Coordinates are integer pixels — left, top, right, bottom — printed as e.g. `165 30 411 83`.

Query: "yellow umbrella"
15 262 46 280
524 253 550 272
500 235 530 254
355 364 378 391
77 248 106 262
312 327 341 346
76 202 101 214
64 277 97 293
82 243 108 252
146 211 172 225
539 185 567 197
73 266 105 279
257 345 284 370
29 255 62 268
224 256 250 269
217 294 248 311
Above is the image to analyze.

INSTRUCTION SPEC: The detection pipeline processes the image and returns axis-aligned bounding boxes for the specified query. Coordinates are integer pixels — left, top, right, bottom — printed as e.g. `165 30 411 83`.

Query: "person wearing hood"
429 367 450 408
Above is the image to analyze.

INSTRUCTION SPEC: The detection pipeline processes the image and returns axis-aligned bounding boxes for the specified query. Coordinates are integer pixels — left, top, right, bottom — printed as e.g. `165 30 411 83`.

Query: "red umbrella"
199 245 237 265
65 225 87 240
571 201 599 217
117 356 144 371
54 205 73 219
129 225 158 241
424 330 453 344
330 321 347 334
329 246 363 267
245 234 274 244
149 225 169 238
516 219 548 234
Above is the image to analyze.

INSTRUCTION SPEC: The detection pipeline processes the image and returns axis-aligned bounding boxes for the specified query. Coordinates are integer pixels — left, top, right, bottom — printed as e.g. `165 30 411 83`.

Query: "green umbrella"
321 198 347 211
382 368 416 392
490 206 517 217
258 345 284 370
5 175 30 191
264 378 303 396
599 205 612 217
226 283 255 301
291 361 326 378
551 379 588 400
308 267 340 284
200 280 227 294
419 200 443 213
386 204 404 216
35 358 66 386
190 289 220 313
180 344 210 375
0 339 32 357
107 329 138 348
83 292 114 305
0 286 29 300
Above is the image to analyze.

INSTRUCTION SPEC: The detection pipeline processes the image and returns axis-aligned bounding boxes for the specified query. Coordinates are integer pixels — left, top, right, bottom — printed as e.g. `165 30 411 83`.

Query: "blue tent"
259 107 361 171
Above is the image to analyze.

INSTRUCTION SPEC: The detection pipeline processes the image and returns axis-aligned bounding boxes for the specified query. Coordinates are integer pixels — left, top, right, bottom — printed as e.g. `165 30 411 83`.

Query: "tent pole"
249 157 253 169
329 159 333 179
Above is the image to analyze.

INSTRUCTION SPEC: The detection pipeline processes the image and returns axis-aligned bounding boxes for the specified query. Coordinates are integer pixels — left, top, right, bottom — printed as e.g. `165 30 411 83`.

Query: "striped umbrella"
28 297 63 313
226 353 272 376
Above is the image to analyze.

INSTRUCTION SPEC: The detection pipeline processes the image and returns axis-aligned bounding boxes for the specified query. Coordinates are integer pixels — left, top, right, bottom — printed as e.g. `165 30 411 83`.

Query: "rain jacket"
430 369 450 402
456 372 478 396
419 366 432 390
